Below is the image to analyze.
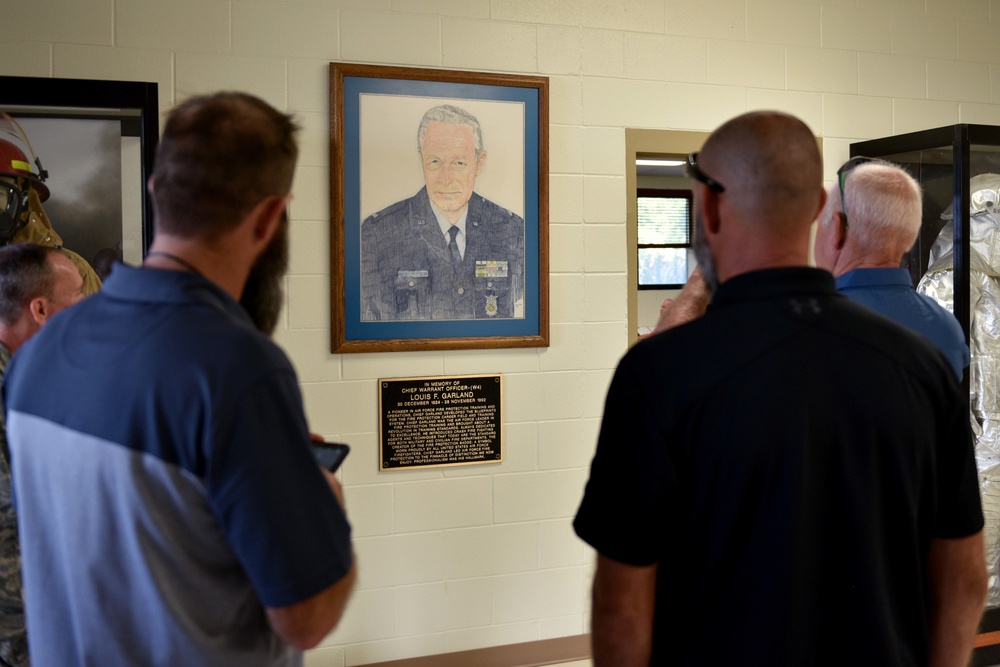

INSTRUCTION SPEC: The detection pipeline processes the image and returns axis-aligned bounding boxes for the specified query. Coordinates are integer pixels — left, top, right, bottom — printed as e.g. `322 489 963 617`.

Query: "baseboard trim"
361 634 591 667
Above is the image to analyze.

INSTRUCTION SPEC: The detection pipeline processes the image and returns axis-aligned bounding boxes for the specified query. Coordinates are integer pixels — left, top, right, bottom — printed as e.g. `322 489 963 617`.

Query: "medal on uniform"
475 260 508 278
477 261 506 317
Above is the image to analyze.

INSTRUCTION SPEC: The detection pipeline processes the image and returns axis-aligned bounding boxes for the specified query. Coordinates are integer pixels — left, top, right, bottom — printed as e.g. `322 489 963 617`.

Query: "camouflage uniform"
0 343 27 666
361 188 525 321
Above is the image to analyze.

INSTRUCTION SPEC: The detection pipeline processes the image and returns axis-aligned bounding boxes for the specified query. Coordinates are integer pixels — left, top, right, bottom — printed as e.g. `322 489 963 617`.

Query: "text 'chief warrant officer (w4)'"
360 104 525 321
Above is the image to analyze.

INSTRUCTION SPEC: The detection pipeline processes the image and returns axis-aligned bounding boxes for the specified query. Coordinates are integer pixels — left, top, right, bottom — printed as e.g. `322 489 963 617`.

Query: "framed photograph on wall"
330 63 549 353
0 76 158 276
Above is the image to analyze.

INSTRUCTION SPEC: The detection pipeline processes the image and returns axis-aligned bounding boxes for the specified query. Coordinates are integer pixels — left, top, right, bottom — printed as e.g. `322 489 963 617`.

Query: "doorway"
625 128 710 345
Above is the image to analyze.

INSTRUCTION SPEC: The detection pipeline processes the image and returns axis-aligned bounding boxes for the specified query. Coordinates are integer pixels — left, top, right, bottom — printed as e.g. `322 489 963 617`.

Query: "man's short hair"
822 160 922 251
700 111 823 231
0 243 58 325
417 104 484 158
151 92 299 238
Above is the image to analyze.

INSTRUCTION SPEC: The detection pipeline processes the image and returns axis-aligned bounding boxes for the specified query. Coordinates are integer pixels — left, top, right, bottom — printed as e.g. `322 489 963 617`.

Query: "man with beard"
574 111 986 666
241 208 289 335
3 92 355 666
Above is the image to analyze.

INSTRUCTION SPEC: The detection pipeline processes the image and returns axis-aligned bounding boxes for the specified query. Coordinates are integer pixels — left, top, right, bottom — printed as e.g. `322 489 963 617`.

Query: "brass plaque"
378 374 502 471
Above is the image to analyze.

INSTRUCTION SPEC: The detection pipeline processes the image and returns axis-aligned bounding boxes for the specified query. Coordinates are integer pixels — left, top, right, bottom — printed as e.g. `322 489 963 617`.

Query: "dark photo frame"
330 63 549 353
0 76 158 272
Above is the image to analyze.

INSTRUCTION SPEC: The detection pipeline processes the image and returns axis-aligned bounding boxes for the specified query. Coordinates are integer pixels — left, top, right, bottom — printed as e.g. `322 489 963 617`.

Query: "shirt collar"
103 264 254 327
835 267 912 290
711 267 838 308
430 201 467 239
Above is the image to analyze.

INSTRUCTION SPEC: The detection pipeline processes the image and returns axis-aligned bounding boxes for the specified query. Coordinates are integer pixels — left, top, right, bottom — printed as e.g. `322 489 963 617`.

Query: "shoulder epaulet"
365 197 411 223
474 192 520 220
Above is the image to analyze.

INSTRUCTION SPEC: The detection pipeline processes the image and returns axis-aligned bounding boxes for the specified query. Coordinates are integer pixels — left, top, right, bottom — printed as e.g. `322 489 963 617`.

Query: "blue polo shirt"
836 267 969 378
4 265 352 667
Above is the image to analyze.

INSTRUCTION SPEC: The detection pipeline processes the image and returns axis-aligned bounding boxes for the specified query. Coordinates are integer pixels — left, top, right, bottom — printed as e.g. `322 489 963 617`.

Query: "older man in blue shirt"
814 157 969 378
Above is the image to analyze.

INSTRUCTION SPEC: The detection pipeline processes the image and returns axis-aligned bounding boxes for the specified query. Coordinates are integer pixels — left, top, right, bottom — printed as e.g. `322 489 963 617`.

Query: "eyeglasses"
685 152 725 193
836 156 877 228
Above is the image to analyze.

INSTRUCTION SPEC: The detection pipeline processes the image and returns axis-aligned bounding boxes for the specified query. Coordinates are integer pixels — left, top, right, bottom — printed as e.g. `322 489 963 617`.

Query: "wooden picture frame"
330 63 548 353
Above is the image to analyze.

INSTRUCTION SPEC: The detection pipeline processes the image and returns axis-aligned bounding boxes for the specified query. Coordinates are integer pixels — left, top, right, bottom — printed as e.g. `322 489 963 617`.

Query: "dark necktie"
448 226 462 264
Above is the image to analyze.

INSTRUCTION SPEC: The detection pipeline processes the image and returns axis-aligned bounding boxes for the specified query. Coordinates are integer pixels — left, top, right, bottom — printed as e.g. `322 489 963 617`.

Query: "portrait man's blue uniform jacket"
360 187 525 321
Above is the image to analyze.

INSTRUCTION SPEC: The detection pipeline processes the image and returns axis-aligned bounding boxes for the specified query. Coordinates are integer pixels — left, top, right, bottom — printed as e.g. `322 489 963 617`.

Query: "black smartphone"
311 441 350 472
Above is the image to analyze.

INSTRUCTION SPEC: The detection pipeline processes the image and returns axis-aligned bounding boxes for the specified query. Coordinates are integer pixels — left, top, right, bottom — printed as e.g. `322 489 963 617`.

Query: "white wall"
5 1 1000 665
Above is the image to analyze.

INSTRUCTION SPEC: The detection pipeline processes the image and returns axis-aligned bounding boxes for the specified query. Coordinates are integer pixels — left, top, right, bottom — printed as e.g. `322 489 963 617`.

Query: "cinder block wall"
4 1 999 665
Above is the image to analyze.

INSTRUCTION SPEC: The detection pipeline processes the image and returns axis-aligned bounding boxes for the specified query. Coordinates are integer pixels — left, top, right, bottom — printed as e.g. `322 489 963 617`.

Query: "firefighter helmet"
0 137 48 202
0 113 51 242
0 139 48 241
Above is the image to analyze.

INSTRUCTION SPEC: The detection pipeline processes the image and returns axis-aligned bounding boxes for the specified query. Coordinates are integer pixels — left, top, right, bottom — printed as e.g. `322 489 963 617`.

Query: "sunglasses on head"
685 152 725 193
836 156 877 228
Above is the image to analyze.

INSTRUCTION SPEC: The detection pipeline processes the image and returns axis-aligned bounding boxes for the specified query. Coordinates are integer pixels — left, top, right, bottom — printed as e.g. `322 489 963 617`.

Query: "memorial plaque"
379 374 503 470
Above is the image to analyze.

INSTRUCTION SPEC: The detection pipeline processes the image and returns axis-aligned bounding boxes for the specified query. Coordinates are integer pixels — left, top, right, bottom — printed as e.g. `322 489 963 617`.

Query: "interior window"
637 188 692 289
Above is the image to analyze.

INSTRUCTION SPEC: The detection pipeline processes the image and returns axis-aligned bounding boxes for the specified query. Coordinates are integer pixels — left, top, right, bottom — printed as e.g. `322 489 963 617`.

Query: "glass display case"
851 125 1000 665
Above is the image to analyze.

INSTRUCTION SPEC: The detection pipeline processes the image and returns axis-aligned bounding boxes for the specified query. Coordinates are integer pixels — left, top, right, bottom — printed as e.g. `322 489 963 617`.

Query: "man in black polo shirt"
574 111 986 666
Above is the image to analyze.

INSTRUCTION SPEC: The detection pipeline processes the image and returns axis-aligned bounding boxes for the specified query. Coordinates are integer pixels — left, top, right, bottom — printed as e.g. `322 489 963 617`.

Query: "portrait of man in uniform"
360 103 525 321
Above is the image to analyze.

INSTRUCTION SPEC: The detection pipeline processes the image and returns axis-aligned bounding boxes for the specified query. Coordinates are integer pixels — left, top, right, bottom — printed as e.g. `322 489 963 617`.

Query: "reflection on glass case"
851 125 1000 663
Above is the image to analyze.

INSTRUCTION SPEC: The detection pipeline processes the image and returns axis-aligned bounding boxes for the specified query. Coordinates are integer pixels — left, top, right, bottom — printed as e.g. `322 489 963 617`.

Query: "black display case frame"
0 75 159 259
851 125 1000 666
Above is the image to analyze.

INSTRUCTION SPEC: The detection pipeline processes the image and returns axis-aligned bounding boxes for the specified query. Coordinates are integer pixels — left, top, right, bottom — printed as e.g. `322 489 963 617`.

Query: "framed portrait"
330 63 549 353
0 76 159 274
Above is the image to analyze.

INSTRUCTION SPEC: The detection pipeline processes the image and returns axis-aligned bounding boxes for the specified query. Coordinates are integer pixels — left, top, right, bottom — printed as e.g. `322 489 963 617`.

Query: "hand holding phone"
312 441 350 473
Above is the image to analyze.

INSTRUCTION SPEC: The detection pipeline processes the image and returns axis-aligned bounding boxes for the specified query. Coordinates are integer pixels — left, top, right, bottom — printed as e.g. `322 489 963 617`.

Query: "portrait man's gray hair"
417 105 485 158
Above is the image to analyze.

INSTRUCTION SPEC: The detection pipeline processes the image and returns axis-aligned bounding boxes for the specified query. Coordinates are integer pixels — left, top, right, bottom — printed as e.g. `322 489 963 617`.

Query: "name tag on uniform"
475 260 508 278
398 270 429 278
